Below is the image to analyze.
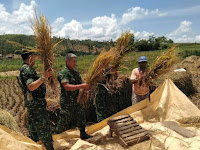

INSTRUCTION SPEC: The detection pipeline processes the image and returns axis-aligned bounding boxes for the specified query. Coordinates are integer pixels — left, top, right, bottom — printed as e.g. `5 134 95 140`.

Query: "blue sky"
0 0 200 42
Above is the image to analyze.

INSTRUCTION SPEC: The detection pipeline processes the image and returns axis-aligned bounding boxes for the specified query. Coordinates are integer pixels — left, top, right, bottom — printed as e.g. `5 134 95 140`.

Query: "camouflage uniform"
95 83 110 122
56 67 86 133
20 63 54 150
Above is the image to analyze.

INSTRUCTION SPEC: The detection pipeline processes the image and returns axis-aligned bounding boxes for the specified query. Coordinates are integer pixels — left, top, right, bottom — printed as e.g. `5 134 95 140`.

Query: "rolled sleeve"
26 78 34 86
61 78 69 84
21 66 34 87
59 72 69 84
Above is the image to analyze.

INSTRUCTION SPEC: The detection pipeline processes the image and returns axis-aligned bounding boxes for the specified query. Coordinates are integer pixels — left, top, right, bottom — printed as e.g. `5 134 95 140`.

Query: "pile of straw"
140 45 177 86
178 116 200 128
77 32 133 104
0 109 19 132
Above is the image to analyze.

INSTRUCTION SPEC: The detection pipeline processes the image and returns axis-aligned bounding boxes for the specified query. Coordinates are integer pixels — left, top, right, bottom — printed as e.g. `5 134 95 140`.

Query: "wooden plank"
114 117 134 124
124 132 148 142
116 124 141 131
118 126 142 134
126 135 150 146
118 136 128 148
121 129 146 138
108 115 130 122
115 122 139 128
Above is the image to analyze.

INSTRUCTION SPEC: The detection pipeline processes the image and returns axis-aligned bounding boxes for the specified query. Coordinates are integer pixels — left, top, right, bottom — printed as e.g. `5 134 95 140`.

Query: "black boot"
79 127 92 140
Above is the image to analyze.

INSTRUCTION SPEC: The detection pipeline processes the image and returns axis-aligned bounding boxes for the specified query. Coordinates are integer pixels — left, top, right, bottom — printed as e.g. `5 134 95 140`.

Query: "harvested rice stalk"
140 45 177 86
7 10 62 90
110 31 134 68
31 10 62 90
77 32 133 104
77 50 115 104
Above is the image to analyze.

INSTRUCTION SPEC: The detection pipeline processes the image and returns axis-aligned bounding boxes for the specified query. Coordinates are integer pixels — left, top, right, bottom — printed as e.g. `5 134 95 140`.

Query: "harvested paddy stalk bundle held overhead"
110 31 134 67
77 32 134 104
7 10 62 90
31 10 62 90
140 45 177 86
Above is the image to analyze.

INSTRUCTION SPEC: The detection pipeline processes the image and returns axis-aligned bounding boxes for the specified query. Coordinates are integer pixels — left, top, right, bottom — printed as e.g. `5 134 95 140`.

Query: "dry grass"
0 109 19 132
178 116 200 128
77 32 133 104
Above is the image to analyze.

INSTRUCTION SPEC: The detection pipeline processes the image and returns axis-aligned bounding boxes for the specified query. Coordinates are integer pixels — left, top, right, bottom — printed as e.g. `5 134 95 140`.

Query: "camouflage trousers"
95 84 109 122
56 103 86 133
27 100 54 150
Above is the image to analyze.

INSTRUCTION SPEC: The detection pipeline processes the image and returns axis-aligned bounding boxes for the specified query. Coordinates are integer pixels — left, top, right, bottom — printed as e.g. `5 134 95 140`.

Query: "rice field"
0 43 200 76
0 79 27 135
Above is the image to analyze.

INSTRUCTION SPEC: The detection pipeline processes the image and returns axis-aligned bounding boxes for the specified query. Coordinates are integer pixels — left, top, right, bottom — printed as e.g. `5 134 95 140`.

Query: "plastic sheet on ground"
1 79 200 150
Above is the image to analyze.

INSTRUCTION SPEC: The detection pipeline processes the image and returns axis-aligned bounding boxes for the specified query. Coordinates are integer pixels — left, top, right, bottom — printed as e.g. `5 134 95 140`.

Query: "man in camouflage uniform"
56 53 91 139
95 66 118 122
19 51 54 150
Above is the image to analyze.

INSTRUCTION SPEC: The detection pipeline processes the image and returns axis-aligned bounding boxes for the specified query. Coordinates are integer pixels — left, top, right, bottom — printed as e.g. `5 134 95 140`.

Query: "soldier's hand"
81 83 91 90
43 69 53 80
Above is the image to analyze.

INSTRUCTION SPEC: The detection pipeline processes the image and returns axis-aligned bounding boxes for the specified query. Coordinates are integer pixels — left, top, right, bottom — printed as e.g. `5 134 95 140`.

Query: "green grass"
119 50 164 75
0 44 200 78
178 43 200 58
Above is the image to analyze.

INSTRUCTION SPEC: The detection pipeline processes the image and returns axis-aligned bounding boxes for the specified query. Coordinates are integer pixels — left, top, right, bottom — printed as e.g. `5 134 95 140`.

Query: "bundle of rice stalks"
7 10 62 90
140 45 177 86
77 50 115 104
31 10 62 90
110 31 134 67
77 32 133 104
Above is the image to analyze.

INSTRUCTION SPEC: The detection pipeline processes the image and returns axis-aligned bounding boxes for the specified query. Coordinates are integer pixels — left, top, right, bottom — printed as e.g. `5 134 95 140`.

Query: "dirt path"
0 70 20 77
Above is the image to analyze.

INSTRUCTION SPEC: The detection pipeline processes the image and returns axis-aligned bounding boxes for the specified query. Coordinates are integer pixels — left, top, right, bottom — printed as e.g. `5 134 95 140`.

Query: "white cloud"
167 21 193 38
166 21 200 43
195 35 200 42
121 7 168 25
0 1 164 41
134 31 154 40
175 35 194 43
0 1 36 35
5 1 200 43
52 17 65 34
53 14 122 41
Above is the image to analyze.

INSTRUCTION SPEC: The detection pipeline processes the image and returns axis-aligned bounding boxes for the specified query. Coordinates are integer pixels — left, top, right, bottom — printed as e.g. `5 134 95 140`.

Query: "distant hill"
0 34 115 56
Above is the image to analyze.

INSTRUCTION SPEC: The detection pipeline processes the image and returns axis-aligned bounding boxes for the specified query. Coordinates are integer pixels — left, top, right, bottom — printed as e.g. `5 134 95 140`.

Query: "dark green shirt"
58 67 82 106
20 63 46 107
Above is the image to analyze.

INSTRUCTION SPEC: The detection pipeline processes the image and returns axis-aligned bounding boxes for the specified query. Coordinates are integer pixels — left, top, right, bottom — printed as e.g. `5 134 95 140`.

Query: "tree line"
0 34 173 56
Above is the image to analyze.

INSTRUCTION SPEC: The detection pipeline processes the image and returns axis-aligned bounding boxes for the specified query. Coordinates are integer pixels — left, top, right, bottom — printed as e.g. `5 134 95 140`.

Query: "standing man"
19 50 54 150
130 56 149 105
94 66 118 122
56 53 91 139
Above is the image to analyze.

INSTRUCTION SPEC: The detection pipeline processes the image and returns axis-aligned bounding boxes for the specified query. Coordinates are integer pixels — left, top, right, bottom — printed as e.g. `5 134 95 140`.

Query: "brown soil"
0 70 20 77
